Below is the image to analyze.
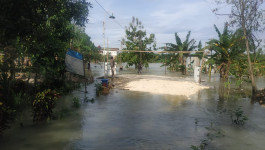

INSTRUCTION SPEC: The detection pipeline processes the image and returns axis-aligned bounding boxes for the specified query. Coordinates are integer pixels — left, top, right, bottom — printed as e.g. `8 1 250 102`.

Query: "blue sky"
85 0 234 49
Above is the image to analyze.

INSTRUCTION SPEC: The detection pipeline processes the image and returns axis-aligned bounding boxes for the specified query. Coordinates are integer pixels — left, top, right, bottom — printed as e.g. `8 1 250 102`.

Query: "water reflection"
1 63 265 150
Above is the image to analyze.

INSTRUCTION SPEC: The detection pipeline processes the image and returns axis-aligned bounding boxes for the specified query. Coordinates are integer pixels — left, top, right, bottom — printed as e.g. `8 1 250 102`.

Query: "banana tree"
207 24 245 78
166 31 196 75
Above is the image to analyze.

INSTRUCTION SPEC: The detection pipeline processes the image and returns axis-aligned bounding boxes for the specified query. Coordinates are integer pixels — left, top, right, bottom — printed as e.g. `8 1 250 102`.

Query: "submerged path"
113 74 209 97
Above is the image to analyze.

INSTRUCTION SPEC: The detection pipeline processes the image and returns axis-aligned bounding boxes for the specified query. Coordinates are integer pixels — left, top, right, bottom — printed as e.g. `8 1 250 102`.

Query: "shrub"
72 97 80 108
95 82 103 96
0 102 15 134
230 106 248 125
32 89 59 122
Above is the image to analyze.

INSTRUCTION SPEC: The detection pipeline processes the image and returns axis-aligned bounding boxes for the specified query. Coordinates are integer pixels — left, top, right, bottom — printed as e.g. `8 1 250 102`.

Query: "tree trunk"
241 1 257 94
34 72 38 87
244 31 257 94
220 65 225 78
182 57 187 75
10 61 15 80
224 62 230 79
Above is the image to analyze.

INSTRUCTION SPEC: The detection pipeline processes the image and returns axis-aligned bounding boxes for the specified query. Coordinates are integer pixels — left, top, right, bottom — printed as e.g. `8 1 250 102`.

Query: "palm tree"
207 24 244 78
166 31 197 74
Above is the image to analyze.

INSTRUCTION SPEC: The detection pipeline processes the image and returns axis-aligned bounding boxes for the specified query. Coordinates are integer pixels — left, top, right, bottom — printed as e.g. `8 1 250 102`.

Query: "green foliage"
0 0 92 82
190 122 224 150
235 79 243 87
58 80 81 94
255 89 265 105
0 0 93 132
72 26 101 63
0 76 34 132
190 141 207 150
229 106 248 125
253 49 265 76
32 89 60 122
230 53 248 80
122 17 156 69
84 97 95 103
95 82 103 96
224 81 231 88
207 24 245 78
213 0 263 93
40 78 80 95
0 102 16 134
56 108 70 120
166 31 197 74
72 97 80 108
193 41 204 60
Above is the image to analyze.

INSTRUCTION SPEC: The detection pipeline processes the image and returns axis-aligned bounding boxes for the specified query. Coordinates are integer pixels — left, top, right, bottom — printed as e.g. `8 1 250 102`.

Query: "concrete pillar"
194 66 200 83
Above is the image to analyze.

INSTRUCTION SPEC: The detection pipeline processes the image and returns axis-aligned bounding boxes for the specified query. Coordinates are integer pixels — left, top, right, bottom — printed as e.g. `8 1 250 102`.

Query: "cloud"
143 1 225 47
86 0 227 48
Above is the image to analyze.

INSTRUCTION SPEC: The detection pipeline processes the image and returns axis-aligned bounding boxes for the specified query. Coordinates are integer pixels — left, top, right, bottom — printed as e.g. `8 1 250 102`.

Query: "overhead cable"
94 0 125 30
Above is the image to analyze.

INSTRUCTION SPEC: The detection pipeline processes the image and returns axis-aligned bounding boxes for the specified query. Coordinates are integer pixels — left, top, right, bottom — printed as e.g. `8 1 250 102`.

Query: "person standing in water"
110 56 115 78
87 60 91 71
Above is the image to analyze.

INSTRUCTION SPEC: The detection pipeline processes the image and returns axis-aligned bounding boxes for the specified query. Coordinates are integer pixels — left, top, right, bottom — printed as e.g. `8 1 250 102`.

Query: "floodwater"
1 63 265 150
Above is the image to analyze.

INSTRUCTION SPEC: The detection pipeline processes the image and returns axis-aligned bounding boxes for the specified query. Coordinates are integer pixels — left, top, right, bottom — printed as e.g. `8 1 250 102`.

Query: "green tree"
71 26 100 63
253 48 265 76
213 0 265 93
166 31 197 74
122 17 156 69
0 0 92 84
0 0 92 131
207 24 245 78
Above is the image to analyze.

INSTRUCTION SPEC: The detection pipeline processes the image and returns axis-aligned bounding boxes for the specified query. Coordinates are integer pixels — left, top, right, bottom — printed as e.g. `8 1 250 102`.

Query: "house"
100 48 119 57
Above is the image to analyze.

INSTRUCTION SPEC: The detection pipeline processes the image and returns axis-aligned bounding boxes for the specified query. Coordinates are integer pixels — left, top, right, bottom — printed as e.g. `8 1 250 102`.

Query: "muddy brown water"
1 63 265 150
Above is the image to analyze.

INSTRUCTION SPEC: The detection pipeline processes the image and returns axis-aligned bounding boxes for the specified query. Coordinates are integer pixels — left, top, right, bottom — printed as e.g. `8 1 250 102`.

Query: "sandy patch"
114 74 209 97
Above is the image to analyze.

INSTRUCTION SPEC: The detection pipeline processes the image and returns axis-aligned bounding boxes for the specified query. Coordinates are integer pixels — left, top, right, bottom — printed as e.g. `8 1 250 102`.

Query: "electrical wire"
94 0 112 17
94 0 125 30
114 19 125 30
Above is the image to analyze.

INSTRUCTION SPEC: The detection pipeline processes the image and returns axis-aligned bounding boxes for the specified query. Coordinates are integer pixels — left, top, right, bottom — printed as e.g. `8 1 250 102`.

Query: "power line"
114 19 125 30
94 0 112 17
94 0 125 30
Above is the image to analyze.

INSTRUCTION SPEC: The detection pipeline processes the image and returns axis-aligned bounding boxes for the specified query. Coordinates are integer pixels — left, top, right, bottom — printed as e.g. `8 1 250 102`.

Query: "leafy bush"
190 141 207 150
190 123 224 150
224 81 231 88
72 97 80 108
255 89 265 105
41 79 80 94
230 106 248 125
95 82 103 96
0 102 15 134
32 89 59 122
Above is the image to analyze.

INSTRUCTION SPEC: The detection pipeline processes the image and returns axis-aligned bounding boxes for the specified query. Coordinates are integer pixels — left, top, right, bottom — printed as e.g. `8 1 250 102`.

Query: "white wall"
102 50 118 56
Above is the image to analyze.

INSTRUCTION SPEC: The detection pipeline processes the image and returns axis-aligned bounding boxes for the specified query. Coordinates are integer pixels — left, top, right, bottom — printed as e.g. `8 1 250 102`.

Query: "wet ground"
1 63 265 150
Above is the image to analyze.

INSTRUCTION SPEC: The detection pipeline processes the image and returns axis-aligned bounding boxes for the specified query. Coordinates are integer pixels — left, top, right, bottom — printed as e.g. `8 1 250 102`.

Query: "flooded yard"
1 63 265 150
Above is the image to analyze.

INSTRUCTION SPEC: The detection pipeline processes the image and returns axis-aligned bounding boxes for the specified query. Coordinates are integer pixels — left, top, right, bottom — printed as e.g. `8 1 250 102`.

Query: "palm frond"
184 31 191 44
214 24 221 38
175 32 182 46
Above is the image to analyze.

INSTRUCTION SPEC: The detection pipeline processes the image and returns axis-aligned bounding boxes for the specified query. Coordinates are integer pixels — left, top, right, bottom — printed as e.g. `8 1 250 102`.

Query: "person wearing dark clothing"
87 61 90 70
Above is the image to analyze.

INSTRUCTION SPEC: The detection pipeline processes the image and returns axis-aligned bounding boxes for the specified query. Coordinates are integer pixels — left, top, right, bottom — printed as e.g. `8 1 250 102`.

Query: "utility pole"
102 13 115 78
119 40 122 72
103 19 106 78
107 38 109 77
